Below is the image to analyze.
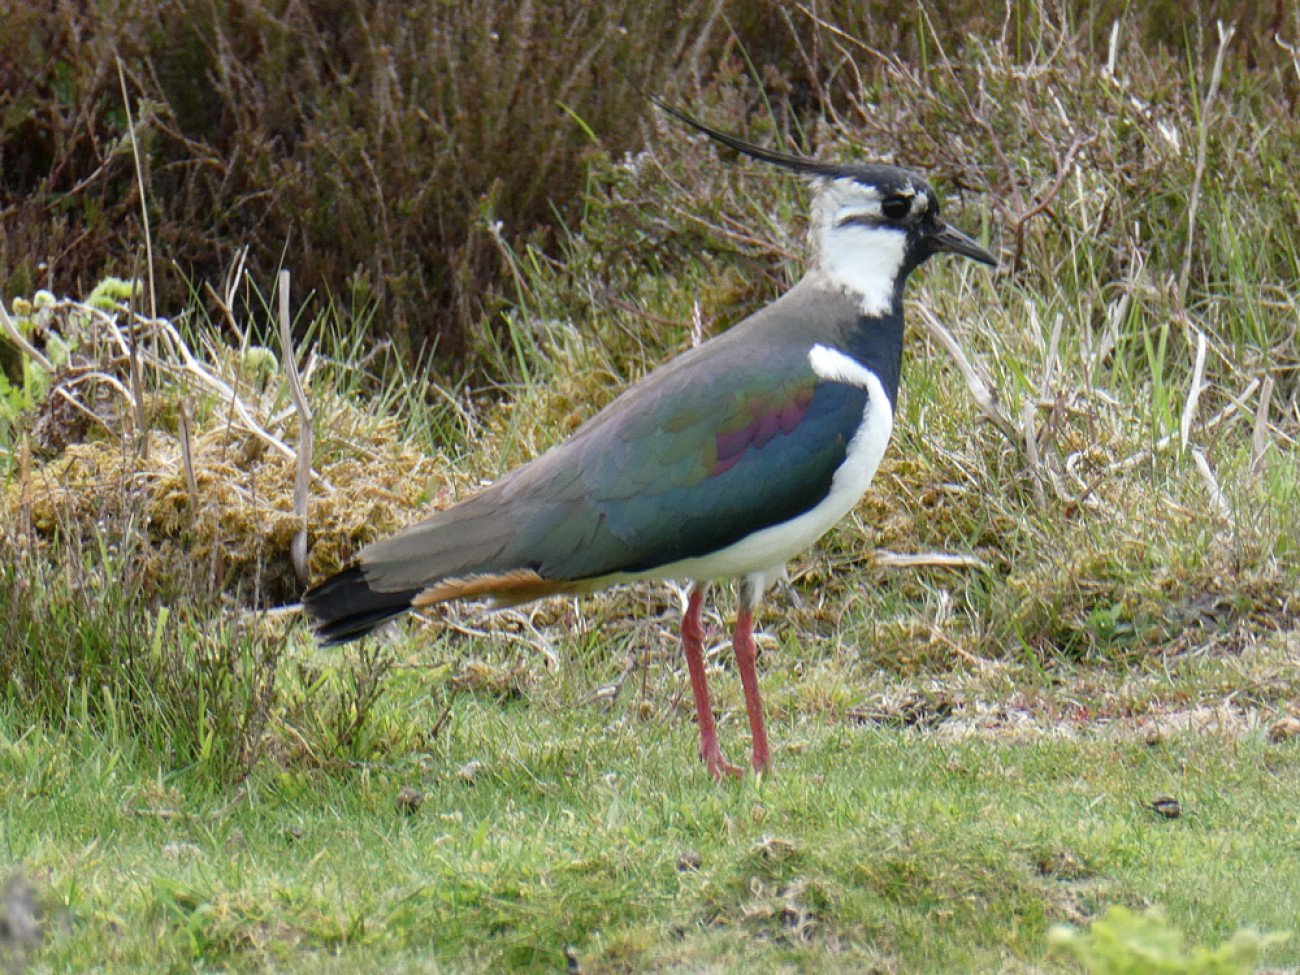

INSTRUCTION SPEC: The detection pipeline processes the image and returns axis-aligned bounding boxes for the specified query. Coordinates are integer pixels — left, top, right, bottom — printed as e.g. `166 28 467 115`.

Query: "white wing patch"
807 344 878 387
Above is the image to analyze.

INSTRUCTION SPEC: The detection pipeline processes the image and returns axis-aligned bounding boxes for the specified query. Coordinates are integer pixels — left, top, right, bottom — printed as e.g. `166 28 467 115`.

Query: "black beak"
929 221 997 267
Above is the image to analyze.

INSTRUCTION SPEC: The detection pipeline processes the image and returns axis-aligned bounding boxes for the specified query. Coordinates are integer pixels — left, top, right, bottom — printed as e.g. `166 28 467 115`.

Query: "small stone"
0 871 41 950
1142 726 1165 747
161 842 205 861
457 760 484 784
395 787 424 816
1151 795 1181 819
1268 716 1300 743
284 824 305 843
676 850 702 872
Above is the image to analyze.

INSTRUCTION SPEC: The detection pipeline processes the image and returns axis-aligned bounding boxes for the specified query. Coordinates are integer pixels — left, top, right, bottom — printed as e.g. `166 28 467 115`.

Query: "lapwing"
303 104 996 781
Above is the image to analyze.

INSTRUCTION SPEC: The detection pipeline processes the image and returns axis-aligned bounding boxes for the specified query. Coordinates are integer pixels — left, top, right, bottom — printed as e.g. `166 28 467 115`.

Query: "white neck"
817 224 907 317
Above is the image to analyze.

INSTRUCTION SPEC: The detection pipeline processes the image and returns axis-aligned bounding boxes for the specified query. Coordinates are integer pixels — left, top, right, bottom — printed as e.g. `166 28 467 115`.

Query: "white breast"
623 344 893 597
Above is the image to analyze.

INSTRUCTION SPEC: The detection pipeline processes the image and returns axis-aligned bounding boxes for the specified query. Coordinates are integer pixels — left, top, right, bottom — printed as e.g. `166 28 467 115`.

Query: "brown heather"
1 1 1292 373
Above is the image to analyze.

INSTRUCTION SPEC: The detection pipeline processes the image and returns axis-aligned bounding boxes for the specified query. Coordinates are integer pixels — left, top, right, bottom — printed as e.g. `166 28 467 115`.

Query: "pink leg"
732 604 772 774
682 585 741 781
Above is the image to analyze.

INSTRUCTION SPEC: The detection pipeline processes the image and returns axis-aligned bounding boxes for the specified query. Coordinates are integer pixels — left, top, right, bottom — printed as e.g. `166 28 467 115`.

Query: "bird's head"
655 102 996 316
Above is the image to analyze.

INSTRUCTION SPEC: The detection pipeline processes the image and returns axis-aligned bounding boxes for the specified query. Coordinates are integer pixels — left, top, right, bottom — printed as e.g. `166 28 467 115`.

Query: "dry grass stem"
177 397 199 504
874 550 990 571
1191 448 1231 522
0 302 53 372
1250 375 1276 475
116 58 157 322
1178 21 1237 303
1180 328 1208 452
914 304 1018 447
278 270 314 585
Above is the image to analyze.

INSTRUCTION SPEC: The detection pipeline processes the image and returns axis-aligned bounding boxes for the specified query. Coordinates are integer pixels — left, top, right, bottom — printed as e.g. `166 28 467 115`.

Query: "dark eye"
881 195 911 220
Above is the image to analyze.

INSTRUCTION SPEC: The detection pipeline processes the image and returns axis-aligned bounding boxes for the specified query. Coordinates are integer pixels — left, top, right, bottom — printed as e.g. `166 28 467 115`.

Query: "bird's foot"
701 746 744 782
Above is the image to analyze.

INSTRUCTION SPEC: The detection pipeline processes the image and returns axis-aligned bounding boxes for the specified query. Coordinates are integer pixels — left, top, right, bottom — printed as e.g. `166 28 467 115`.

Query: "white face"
810 178 929 317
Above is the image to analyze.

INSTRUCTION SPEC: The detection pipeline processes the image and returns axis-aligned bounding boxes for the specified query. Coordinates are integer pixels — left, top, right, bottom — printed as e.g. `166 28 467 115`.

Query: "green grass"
3 635 1298 972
